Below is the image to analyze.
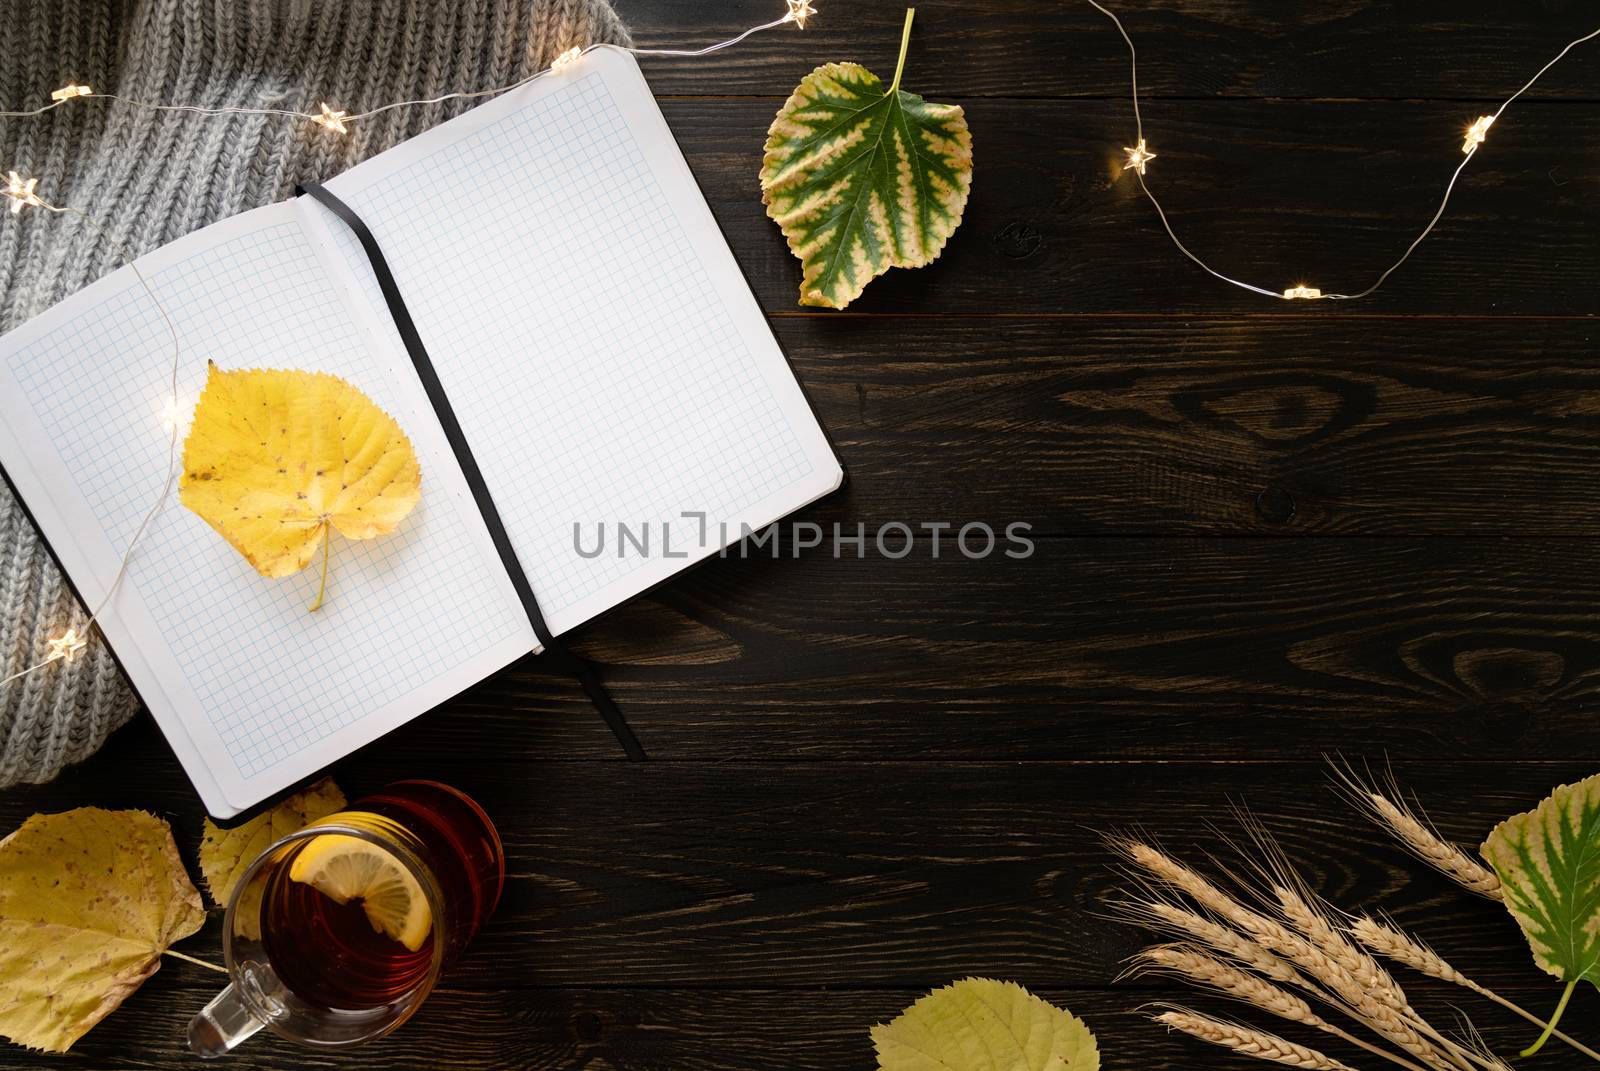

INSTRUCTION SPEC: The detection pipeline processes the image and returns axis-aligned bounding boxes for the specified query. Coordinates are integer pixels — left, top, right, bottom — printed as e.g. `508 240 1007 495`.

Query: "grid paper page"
316 48 840 636
0 206 528 813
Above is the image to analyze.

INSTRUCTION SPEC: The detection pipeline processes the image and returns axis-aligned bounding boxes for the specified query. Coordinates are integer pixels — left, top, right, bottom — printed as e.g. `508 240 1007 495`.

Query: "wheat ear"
1132 945 1431 1071
1131 945 1327 1027
1115 895 1309 987
1116 837 1505 1071
1114 839 1450 1068
1114 840 1331 974
1151 1006 1361 1070
1328 762 1503 900
1272 884 1506 1071
1351 916 1600 1065
1273 885 1411 1012
1236 810 1508 1071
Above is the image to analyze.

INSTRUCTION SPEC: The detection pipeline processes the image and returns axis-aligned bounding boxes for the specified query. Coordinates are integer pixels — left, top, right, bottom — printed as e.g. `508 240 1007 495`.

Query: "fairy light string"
0 4 815 688
0 183 183 687
1086 0 1600 301
1 2 816 128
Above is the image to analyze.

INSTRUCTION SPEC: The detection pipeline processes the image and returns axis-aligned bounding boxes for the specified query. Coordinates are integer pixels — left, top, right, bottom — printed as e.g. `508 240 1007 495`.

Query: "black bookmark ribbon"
298 182 646 761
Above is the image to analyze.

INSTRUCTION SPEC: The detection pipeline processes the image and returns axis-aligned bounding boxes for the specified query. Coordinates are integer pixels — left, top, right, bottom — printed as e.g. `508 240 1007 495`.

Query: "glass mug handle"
188 961 287 1058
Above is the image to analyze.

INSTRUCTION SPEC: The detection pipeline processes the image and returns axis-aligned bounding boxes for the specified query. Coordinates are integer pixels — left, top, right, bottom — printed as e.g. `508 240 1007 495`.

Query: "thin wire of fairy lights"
0 0 818 685
0 1 816 126
0 186 182 686
1085 0 1600 301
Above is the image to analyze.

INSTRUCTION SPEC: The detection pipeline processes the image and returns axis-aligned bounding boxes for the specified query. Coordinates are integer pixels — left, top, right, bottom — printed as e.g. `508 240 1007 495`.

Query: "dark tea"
259 781 504 1011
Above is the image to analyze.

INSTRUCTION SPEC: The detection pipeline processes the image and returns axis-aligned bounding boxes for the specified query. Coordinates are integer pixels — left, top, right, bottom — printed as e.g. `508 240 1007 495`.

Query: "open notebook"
0 48 841 817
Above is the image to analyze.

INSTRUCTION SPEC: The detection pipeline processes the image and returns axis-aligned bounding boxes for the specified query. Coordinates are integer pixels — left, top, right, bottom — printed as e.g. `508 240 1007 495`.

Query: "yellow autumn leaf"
872 978 1100 1071
0 808 206 1053
179 363 422 610
199 777 346 940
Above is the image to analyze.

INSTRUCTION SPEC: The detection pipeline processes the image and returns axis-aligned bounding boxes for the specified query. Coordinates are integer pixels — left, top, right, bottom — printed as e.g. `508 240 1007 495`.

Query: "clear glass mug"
188 780 504 1057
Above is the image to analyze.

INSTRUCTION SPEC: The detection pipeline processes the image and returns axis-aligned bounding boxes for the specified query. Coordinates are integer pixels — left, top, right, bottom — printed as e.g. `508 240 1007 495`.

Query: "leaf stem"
1467 979 1600 1063
163 948 226 974
888 7 916 96
1524 979 1579 1057
309 522 330 612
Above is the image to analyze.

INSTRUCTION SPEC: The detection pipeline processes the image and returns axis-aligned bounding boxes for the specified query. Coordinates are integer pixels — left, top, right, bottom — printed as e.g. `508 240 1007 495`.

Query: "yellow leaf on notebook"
180 363 421 610
0 809 206 1052
198 778 346 940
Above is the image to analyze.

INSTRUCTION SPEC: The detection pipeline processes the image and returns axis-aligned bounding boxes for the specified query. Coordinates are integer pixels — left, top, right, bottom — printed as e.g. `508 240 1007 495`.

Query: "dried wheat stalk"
1116 895 1309 987
1113 837 1334 981
1113 837 1510 1071
1349 917 1463 985
1151 1007 1360 1070
1132 945 1326 1027
1236 812 1508 1071
1131 945 1432 1071
1273 883 1410 1010
1329 763 1503 901
1352 916 1600 1064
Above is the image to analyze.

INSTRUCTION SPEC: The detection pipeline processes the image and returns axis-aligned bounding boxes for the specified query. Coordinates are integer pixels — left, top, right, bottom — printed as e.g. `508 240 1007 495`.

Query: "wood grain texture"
0 763 1594 1068
5 1 1600 1068
373 538 1600 761
5 537 1592 765
23 982 1592 1071
623 0 1600 102
778 317 1600 534
670 97 1600 315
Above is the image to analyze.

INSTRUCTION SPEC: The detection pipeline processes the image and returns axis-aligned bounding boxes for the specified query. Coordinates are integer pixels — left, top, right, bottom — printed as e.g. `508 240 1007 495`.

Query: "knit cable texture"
0 0 631 787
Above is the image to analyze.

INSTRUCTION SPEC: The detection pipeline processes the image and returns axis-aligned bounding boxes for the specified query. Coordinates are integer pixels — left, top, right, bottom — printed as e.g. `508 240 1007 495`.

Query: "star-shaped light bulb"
3 171 42 214
312 103 349 134
51 84 92 102
47 628 87 661
1282 285 1323 300
160 395 181 435
784 0 817 29
551 46 583 72
1122 138 1156 176
1462 115 1494 155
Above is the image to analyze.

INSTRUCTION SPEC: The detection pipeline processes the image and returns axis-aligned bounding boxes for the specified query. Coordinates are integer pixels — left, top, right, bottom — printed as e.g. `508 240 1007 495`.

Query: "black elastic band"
298 182 646 761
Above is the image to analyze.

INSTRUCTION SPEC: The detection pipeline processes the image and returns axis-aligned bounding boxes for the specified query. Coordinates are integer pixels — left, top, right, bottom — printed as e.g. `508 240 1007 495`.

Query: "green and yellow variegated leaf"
872 977 1100 1071
1480 773 1600 994
761 61 972 309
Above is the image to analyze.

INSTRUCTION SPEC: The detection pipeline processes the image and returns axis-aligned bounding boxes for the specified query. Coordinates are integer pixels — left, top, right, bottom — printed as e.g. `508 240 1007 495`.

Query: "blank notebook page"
310 47 841 635
0 204 531 815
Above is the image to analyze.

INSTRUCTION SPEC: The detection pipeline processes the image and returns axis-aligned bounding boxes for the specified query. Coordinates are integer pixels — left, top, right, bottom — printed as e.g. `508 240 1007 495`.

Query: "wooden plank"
0 761 1583 1070
4 537 1598 763
779 316 1600 535
3 980 1586 1070
625 0 1600 103
0 761 1579 988
663 98 1600 315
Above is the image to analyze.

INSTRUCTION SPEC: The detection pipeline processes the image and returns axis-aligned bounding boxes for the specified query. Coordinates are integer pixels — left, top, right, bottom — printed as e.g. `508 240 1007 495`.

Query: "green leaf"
760 10 973 309
871 977 1100 1071
1480 773 1600 1055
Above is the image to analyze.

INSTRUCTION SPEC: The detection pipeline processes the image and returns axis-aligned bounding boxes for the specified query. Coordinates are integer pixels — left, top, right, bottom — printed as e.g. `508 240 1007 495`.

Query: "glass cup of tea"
188 780 504 1057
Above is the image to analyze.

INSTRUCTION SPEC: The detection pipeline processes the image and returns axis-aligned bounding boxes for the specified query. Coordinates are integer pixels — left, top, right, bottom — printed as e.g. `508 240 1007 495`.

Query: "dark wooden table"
4 1 1599 1067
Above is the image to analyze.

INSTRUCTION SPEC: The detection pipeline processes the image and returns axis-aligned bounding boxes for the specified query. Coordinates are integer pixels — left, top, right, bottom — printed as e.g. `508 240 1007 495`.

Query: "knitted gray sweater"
0 0 631 787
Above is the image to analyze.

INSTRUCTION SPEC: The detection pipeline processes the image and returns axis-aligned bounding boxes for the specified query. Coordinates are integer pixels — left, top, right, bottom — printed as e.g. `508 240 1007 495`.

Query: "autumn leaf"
760 9 973 309
199 778 346 940
872 977 1100 1071
180 362 422 610
1481 773 1600 1056
0 809 206 1052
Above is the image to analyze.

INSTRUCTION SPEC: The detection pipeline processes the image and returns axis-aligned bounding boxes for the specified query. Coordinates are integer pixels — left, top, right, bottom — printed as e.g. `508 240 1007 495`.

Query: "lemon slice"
287 834 432 952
